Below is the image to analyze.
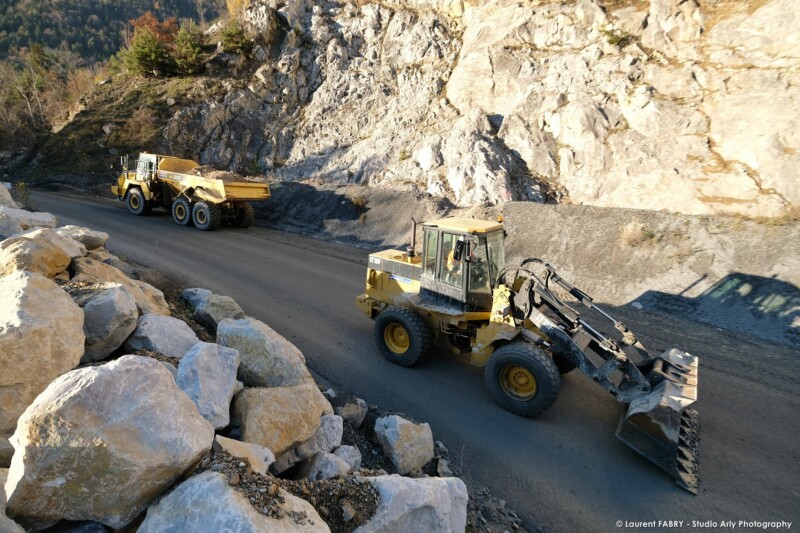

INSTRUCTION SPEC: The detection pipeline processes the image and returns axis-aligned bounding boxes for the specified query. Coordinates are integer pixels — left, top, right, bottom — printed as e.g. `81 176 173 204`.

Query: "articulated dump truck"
112 153 270 231
356 217 700 493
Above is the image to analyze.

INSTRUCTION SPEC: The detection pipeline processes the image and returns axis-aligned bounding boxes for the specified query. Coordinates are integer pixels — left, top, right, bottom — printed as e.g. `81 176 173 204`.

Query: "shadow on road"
630 273 800 347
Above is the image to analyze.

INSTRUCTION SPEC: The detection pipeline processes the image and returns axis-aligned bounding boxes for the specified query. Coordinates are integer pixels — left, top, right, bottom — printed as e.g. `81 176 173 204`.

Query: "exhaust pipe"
407 218 418 258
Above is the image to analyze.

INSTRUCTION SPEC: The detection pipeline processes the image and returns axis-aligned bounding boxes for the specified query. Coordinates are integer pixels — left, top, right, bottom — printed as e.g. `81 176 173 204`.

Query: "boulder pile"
0 204 469 531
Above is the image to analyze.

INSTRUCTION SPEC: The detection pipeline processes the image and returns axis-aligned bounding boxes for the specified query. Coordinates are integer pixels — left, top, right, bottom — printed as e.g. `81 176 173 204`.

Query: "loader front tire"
192 201 222 231
374 306 432 367
172 197 193 226
126 188 149 215
485 342 560 417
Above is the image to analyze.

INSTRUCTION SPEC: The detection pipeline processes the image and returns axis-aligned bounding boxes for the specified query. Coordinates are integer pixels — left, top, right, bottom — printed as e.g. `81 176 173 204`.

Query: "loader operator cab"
419 218 505 312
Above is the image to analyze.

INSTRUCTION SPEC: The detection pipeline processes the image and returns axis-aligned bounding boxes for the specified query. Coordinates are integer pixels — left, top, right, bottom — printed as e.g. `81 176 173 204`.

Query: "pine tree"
124 26 172 76
173 21 204 75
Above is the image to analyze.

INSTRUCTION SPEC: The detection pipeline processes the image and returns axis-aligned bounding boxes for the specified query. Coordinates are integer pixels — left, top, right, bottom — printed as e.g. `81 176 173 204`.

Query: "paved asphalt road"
34 192 799 532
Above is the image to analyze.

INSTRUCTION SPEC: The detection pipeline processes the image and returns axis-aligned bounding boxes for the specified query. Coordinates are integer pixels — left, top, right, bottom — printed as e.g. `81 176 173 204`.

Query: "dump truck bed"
155 169 270 203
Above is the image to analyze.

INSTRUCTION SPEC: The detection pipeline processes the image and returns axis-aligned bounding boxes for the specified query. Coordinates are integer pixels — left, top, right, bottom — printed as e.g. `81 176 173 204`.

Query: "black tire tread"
484 342 560 417
232 203 255 228
374 306 432 367
126 188 149 215
172 197 193 226
193 201 222 231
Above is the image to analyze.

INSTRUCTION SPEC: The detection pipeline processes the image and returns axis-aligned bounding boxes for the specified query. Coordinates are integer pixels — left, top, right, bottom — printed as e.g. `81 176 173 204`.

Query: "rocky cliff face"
164 0 799 217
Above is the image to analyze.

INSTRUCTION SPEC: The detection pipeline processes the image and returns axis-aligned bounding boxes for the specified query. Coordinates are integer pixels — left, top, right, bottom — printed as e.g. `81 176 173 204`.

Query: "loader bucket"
616 349 700 493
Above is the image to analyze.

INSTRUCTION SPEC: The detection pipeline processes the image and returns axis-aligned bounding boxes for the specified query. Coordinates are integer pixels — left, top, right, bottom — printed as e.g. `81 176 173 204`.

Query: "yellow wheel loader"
356 218 700 493
112 153 270 231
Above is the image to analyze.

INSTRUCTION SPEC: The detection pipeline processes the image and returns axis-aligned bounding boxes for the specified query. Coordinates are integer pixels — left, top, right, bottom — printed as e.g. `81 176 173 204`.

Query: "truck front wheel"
172 197 193 226
126 189 150 215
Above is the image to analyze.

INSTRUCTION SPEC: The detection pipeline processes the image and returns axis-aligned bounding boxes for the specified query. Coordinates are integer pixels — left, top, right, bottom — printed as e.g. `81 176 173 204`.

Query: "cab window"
439 232 463 288
423 229 438 277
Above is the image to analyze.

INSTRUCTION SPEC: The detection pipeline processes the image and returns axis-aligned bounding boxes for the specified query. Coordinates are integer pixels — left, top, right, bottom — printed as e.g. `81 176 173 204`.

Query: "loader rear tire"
192 201 221 231
374 306 432 367
126 188 149 215
232 203 255 228
485 342 560 417
172 197 193 226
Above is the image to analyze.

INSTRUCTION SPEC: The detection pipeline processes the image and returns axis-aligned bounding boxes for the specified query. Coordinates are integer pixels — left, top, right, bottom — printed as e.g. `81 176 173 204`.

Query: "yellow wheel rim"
384 323 410 355
500 365 537 400
130 195 140 209
196 209 207 224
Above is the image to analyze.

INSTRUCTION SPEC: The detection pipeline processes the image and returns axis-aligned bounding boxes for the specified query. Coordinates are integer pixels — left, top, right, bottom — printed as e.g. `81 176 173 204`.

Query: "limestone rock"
0 207 57 230
217 317 313 388
273 414 343 473
176 342 241 429
71 257 169 315
298 451 351 481
374 415 434 475
337 397 368 428
232 383 333 456
4 356 214 529
0 213 23 238
354 475 468 533
67 282 138 363
0 185 18 208
0 272 84 452
213 435 275 475
0 469 24 533
124 314 200 359
194 294 246 330
12 228 86 259
181 287 212 309
0 234 71 277
138 471 329 533
55 225 109 250
333 445 362 470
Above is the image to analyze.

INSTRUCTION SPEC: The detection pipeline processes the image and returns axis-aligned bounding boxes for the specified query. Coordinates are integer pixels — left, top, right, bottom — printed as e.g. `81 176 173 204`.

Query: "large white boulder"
0 213 23 238
217 317 313 388
213 435 275 475
0 185 18 208
374 415 434 475
274 414 343 473
0 207 57 230
297 451 351 481
4 356 214 529
333 445 362 471
67 282 138 363
176 342 241 429
0 233 71 278
232 383 333 456
124 313 199 359
138 471 329 533
0 272 84 465
354 475 468 533
55 225 109 250
71 257 169 315
0 469 24 533
14 227 86 259
194 294 246 330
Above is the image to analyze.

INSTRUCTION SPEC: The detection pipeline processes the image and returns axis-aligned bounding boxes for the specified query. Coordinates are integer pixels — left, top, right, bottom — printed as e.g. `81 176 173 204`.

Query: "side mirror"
453 240 466 261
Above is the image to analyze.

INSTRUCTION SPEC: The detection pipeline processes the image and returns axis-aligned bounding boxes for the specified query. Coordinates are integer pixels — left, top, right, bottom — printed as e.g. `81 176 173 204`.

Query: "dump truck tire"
374 306 432 367
172 197 193 226
192 201 221 231
126 188 149 215
485 342 560 417
232 203 255 228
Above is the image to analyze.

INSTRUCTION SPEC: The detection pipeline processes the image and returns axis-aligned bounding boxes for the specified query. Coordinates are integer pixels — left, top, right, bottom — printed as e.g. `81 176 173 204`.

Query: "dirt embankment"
254 181 800 347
